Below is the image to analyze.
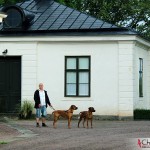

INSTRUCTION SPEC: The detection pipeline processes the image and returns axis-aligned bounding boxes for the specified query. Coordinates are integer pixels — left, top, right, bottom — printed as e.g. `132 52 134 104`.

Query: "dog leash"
50 105 55 110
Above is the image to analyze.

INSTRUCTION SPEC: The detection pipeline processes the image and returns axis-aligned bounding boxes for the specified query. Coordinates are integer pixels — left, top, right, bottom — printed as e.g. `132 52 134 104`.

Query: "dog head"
88 107 96 112
70 105 78 110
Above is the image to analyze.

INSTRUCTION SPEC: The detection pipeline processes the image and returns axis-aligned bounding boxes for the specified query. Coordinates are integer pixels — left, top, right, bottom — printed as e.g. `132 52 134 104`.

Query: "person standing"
34 83 51 127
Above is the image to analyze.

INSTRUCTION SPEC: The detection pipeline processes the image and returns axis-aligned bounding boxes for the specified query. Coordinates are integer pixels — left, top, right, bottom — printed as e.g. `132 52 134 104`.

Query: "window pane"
79 84 88 96
67 84 76 95
67 72 76 83
79 72 89 83
139 58 143 97
79 58 89 69
139 73 143 97
139 58 143 72
67 58 76 69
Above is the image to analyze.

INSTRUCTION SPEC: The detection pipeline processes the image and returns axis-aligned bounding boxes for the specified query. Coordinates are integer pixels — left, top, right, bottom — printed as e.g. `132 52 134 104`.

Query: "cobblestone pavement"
0 119 150 150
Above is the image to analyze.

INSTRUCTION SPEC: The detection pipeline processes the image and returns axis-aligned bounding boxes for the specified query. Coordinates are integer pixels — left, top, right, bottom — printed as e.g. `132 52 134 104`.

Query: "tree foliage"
0 0 149 39
56 0 150 39
0 0 22 6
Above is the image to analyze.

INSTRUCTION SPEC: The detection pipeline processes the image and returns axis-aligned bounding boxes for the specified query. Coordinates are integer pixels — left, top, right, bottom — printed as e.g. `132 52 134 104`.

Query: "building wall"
0 36 150 117
0 41 37 102
134 43 150 109
118 41 135 117
37 41 119 115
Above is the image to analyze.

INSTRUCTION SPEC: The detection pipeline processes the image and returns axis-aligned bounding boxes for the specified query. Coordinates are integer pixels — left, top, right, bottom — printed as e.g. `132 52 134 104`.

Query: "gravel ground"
0 123 21 141
0 119 150 150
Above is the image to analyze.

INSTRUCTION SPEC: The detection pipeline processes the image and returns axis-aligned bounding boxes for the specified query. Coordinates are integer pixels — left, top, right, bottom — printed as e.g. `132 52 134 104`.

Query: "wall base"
0 114 134 121
47 114 133 121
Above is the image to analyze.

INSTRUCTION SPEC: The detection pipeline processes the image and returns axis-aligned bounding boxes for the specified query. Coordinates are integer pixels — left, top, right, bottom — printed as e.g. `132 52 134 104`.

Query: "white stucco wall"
134 43 150 109
0 35 150 117
118 41 135 117
37 41 119 115
0 41 37 102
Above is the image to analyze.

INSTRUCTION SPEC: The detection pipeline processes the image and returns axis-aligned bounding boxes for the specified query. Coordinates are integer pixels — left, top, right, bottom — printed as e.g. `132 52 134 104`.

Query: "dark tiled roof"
17 0 118 31
0 0 138 36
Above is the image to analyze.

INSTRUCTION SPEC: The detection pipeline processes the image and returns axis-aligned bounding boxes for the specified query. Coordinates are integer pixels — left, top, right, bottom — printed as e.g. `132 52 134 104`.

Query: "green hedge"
134 109 150 120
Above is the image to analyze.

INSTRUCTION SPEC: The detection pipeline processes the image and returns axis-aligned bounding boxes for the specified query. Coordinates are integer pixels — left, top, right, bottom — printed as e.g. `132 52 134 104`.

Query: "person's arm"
45 91 51 106
34 90 37 102
34 90 40 108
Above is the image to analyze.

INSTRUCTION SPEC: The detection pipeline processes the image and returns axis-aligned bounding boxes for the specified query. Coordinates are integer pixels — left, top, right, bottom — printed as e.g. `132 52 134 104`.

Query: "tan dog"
78 107 96 128
52 105 78 129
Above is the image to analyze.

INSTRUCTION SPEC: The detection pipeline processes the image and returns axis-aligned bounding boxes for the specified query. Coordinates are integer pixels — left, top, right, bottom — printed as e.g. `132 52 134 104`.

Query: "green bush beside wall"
19 100 34 119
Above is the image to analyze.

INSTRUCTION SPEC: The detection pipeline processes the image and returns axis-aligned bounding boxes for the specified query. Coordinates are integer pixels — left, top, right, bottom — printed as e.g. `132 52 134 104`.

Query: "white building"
0 0 150 119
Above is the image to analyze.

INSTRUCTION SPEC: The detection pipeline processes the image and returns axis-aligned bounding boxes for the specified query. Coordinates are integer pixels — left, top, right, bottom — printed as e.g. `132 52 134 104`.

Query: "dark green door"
0 57 21 113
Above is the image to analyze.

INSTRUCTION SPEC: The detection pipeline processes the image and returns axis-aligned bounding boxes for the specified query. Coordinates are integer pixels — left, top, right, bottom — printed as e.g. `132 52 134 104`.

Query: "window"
139 58 143 97
65 56 90 97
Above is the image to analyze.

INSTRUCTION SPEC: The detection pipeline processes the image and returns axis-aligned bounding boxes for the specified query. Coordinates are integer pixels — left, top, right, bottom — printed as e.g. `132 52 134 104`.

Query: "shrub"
19 100 34 119
134 109 150 120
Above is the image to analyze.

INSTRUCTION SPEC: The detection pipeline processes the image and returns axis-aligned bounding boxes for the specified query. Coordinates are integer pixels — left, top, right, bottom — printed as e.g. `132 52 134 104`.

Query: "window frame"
139 58 143 97
65 56 91 97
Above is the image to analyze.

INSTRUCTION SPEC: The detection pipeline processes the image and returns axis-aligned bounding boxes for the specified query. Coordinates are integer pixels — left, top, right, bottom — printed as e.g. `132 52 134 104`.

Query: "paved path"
0 119 150 150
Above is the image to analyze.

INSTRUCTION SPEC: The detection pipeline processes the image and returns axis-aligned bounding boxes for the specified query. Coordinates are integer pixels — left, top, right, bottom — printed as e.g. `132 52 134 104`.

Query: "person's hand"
38 104 41 108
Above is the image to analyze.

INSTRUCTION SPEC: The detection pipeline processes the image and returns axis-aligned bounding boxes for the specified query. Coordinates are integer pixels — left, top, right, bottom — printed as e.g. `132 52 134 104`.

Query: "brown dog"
52 105 78 129
78 107 95 128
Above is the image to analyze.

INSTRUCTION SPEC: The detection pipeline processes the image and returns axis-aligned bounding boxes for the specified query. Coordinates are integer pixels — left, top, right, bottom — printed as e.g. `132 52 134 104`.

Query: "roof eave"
0 27 136 36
